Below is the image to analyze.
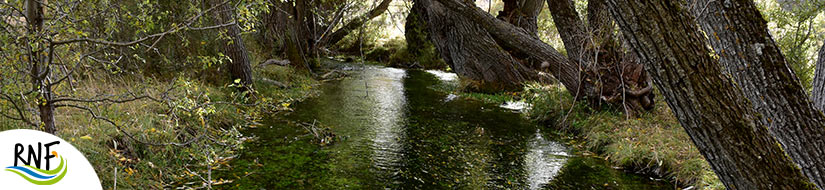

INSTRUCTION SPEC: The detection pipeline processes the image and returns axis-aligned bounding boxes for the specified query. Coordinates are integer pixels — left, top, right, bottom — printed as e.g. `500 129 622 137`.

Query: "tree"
265 0 315 71
688 0 825 188
813 43 825 111
0 0 239 134
428 0 654 114
260 0 396 72
209 0 254 91
412 0 537 91
318 0 393 47
545 0 654 115
605 0 815 188
24 0 56 133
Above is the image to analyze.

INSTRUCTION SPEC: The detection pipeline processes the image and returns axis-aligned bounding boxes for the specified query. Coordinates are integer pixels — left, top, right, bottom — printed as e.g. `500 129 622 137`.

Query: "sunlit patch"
499 101 531 112
425 70 458 81
524 130 568 189
444 94 459 102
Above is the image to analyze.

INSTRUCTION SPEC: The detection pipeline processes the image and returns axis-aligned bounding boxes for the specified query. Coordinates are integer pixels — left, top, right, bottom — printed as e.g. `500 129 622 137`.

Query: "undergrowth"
0 62 318 189
431 78 723 189
521 82 723 189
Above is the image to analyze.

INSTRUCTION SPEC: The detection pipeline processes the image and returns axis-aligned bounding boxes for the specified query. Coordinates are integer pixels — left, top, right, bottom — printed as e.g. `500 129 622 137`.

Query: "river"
217 65 671 189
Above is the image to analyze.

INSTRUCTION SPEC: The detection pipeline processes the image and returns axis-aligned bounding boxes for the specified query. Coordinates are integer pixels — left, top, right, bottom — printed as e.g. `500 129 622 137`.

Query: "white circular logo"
0 129 102 189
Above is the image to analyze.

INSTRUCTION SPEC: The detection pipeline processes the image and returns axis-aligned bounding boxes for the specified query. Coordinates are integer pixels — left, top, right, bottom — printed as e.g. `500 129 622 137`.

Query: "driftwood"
257 59 290 68
319 70 349 82
261 78 288 88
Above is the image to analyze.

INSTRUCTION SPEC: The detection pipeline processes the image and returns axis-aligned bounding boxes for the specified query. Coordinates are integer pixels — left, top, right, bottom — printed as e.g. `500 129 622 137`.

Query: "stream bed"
217 65 672 189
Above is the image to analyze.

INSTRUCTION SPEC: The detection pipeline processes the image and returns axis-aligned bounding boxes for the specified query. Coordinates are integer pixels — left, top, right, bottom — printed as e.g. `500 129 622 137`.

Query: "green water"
217 66 672 189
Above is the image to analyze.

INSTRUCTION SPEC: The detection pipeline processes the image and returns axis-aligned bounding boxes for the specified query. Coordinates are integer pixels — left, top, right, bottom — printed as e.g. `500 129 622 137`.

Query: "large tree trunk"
688 0 825 188
320 0 393 47
496 0 545 71
606 0 815 189
414 0 536 91
547 0 589 64
266 1 314 72
430 0 653 114
26 0 56 134
545 0 654 114
430 0 581 92
813 43 825 111
498 0 543 36
209 0 253 90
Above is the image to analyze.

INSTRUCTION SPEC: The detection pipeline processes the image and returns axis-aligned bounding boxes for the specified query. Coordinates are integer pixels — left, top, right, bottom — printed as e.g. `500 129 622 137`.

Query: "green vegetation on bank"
0 59 318 189
433 79 724 189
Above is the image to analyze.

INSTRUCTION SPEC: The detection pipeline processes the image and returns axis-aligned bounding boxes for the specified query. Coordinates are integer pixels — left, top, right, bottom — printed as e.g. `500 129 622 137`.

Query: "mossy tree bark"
403 6 442 69
430 0 653 115
413 0 536 91
606 0 815 189
209 0 254 90
265 0 315 72
813 43 825 111
688 0 825 188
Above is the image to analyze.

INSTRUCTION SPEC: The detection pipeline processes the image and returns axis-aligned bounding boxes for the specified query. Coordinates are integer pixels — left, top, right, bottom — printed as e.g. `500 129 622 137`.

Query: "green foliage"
391 10 446 69
0 0 303 189
522 83 587 127
757 0 825 90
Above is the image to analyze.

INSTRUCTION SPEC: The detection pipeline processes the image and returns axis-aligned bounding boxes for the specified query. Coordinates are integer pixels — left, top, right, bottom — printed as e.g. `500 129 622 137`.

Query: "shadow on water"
216 65 672 189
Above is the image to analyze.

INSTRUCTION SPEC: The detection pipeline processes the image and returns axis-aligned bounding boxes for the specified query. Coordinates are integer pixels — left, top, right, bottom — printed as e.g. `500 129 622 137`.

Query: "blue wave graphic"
4 166 58 180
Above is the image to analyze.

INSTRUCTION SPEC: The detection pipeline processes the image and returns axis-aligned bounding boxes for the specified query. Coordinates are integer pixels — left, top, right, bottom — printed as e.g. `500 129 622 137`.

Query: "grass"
520 82 724 189
432 79 724 189
0 63 318 189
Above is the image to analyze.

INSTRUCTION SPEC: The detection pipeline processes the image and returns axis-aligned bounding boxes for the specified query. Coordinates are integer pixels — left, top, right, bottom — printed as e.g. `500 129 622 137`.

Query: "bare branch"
0 92 36 127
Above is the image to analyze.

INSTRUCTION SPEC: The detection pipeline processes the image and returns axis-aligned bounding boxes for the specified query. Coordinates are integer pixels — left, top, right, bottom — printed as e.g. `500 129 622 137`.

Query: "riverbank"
0 63 319 188
436 80 724 189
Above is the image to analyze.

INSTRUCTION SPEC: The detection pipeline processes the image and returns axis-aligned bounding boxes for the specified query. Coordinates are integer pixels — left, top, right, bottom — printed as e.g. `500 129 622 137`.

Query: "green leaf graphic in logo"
4 156 68 185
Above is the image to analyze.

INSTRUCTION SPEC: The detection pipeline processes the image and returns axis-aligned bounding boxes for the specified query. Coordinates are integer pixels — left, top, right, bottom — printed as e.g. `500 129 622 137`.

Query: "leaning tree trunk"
320 0 393 47
413 0 536 91
687 0 825 188
812 43 825 112
209 0 253 90
26 0 56 134
430 0 653 114
495 0 545 70
606 0 815 189
430 0 582 93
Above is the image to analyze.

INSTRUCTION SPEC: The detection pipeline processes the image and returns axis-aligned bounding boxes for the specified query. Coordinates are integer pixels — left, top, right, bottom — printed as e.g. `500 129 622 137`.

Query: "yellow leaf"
80 135 92 140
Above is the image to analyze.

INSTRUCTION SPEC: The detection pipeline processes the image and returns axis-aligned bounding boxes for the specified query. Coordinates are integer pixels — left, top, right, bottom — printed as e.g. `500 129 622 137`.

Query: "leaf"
80 135 93 140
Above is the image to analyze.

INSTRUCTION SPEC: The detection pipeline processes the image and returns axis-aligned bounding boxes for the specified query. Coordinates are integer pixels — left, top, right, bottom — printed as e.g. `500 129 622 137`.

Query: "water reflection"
363 67 407 174
219 65 672 189
524 129 568 189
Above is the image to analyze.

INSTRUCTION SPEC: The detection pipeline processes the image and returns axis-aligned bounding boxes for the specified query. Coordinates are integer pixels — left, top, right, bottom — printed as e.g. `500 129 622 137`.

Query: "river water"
217 65 671 189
